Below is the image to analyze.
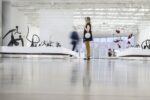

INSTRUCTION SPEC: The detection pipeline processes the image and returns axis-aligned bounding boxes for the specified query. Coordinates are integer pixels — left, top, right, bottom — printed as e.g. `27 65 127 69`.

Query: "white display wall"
2 0 147 51
40 9 73 49
137 23 150 45
2 1 74 49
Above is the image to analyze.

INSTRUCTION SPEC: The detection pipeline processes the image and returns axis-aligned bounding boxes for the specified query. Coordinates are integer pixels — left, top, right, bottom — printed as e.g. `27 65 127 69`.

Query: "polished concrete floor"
0 57 150 100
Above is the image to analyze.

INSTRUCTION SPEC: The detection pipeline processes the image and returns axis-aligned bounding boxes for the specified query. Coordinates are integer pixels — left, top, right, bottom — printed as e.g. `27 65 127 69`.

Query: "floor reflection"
70 61 80 85
0 58 150 99
83 61 91 91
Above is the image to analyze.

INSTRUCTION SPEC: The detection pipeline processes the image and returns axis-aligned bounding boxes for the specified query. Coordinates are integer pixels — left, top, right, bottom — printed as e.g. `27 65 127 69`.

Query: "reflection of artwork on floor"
26 27 40 47
2 26 24 46
141 39 150 49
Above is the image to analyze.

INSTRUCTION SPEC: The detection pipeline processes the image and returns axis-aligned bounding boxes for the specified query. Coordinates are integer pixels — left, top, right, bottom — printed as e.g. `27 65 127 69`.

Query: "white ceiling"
3 0 150 37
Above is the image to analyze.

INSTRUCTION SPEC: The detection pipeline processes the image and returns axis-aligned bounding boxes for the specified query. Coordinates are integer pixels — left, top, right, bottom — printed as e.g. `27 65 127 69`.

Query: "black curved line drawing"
141 39 150 49
56 42 61 47
26 27 40 47
38 40 54 47
47 41 54 47
2 26 24 46
38 40 61 47
38 41 47 47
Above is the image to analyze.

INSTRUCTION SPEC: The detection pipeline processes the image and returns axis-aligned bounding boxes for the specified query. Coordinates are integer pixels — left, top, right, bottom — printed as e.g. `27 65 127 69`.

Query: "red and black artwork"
127 33 133 48
116 30 120 34
128 33 133 39
114 39 123 48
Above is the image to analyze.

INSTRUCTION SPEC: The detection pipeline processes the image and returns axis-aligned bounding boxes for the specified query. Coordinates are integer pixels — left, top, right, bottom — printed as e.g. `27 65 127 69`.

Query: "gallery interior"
1 0 150 100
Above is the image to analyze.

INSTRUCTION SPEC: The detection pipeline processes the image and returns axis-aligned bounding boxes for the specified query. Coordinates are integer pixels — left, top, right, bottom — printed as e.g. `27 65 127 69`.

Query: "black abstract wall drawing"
38 41 61 47
38 40 54 47
26 27 62 47
2 26 24 46
26 27 40 47
141 39 150 49
3 26 62 48
56 42 61 47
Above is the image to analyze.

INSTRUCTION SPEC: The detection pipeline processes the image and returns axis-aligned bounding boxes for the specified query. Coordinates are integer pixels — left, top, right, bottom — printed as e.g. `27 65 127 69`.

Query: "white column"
0 0 2 46
2 1 28 46
2 1 11 46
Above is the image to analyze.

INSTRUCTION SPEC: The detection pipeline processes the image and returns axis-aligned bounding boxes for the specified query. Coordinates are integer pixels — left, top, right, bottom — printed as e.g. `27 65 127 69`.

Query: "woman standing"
83 17 93 60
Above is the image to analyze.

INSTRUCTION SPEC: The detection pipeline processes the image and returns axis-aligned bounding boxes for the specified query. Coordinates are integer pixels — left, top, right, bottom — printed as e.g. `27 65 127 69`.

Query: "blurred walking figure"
83 17 93 60
70 26 79 52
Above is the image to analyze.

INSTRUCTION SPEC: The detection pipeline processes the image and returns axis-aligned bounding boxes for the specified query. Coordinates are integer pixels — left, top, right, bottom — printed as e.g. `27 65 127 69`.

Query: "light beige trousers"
85 41 90 58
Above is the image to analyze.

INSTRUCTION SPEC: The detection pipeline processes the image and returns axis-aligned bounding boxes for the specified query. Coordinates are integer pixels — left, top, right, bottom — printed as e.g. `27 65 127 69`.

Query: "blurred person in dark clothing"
70 27 79 52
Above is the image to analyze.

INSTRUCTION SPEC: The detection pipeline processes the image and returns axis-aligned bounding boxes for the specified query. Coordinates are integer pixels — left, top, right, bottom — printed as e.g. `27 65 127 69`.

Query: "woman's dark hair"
85 17 91 23
87 17 90 21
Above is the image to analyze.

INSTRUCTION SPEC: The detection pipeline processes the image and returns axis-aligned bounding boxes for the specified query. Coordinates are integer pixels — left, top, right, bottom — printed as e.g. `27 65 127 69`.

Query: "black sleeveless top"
83 23 93 42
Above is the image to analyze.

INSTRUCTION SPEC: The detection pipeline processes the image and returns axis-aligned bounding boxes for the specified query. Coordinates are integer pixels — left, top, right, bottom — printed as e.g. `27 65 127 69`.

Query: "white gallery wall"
40 9 73 49
2 1 74 49
2 0 150 50
137 22 150 45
